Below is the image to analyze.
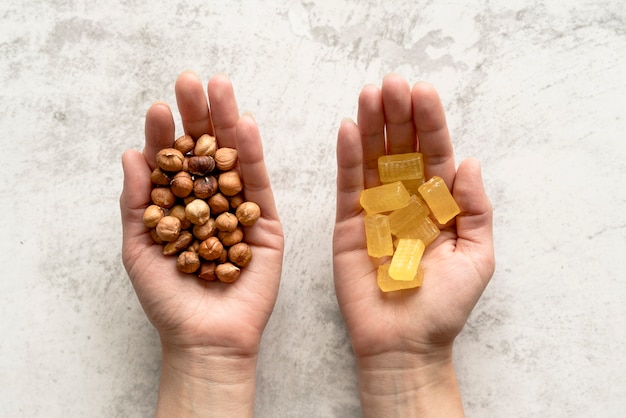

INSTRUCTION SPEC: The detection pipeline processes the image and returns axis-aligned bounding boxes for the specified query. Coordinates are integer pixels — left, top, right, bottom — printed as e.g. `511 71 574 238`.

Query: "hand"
120 71 284 417
333 74 494 416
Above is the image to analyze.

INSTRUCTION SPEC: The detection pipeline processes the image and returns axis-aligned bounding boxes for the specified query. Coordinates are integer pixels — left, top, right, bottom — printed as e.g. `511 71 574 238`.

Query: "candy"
378 152 424 183
377 264 424 292
362 156 462 292
418 176 460 224
364 214 394 257
388 195 430 236
389 239 425 281
359 181 410 214
394 215 440 247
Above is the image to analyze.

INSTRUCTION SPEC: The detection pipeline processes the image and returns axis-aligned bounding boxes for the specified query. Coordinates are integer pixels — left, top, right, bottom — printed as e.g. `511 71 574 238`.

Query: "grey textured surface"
1 1 625 417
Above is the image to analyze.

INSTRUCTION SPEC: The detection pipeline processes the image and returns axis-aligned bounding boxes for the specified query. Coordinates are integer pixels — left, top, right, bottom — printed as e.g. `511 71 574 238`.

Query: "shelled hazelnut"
150 168 171 186
198 236 223 261
228 242 252 267
215 262 240 283
174 134 195 154
143 205 164 228
142 132 261 283
156 148 184 172
151 187 176 209
218 170 243 196
214 148 238 171
185 199 211 225
215 212 238 232
194 134 217 156
156 216 181 242
177 251 201 273
236 202 261 226
171 171 194 197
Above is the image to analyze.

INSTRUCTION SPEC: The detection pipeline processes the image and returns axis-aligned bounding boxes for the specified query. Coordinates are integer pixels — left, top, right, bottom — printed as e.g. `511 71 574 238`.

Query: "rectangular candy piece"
360 181 410 214
418 176 461 224
388 195 430 236
388 239 425 281
377 264 424 292
378 153 424 183
399 178 426 196
364 214 394 257
395 216 440 247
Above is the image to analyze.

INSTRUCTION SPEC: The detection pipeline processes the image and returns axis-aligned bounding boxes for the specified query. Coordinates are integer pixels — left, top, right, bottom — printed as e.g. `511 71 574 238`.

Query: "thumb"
452 158 495 276
120 149 152 241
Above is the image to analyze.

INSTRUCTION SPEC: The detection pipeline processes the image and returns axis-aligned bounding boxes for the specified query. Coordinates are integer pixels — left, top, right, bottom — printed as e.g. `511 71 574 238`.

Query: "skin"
333 74 495 417
120 71 284 417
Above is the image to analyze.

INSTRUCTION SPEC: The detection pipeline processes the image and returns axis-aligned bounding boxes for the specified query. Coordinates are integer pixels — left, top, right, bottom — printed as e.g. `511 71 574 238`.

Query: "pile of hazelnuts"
142 133 261 283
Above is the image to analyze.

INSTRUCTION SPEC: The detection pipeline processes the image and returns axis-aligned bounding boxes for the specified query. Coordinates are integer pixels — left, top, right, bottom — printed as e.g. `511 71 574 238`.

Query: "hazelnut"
177 251 201 274
183 195 197 206
188 155 215 176
215 212 238 232
198 262 217 281
143 205 164 228
150 167 171 186
150 228 164 244
156 148 184 172
228 242 252 267
229 193 244 209
218 248 228 264
174 134 195 154
185 199 211 225
218 227 243 246
235 201 261 226
163 231 194 256
151 187 176 209
215 262 241 283
193 176 218 199
208 193 230 214
198 236 223 261
169 205 192 230
218 170 243 196
156 216 181 242
188 240 201 253
214 147 238 171
192 218 217 241
170 171 194 198
194 134 217 156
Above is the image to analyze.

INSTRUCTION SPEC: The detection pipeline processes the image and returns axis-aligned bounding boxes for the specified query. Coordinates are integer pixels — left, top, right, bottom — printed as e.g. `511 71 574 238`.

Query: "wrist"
356 346 464 418
156 345 258 418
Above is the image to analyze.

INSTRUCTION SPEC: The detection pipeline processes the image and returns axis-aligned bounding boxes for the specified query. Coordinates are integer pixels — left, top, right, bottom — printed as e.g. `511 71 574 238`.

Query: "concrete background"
1 1 625 416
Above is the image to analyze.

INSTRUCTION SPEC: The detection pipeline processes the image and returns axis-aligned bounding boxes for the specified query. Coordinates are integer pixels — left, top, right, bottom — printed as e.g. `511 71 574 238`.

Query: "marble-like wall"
1 1 625 416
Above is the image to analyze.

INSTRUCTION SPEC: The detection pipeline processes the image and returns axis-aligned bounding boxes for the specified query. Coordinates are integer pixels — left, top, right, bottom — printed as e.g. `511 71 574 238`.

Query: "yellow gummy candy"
377 264 424 292
364 214 394 257
360 181 410 214
378 153 425 183
389 239 425 281
388 195 430 236
418 176 461 224
394 216 440 247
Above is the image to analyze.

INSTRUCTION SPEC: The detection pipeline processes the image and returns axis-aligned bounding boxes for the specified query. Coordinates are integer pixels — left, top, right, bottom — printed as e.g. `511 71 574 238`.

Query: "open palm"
333 75 494 360
120 72 284 357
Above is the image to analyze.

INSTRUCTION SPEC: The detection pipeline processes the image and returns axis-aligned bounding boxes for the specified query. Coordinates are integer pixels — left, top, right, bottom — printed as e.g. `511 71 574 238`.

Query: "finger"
381 74 416 155
453 158 495 279
411 81 455 188
235 114 279 222
207 74 240 149
143 102 175 170
175 71 214 138
336 118 364 223
356 84 385 189
120 149 153 239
